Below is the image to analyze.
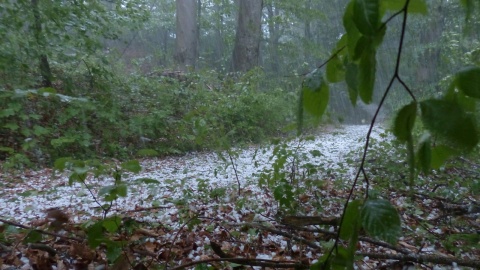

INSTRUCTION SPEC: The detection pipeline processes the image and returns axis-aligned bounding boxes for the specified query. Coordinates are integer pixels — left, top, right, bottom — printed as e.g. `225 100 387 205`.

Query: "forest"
0 0 480 269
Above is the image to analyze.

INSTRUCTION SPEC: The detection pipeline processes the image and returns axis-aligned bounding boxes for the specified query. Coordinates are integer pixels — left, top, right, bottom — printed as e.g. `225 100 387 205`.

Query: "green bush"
0 70 296 169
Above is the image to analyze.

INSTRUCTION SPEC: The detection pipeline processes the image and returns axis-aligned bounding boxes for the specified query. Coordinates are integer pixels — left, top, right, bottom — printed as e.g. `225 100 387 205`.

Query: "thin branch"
228 151 242 196
316 45 346 70
164 215 199 270
289 45 346 78
358 252 480 268
326 0 415 265
397 76 416 101
278 224 411 255
0 218 83 242
122 205 170 213
169 257 309 270
168 252 480 270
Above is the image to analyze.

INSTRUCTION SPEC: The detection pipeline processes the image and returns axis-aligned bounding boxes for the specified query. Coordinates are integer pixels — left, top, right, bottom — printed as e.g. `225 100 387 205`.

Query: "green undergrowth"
0 69 297 170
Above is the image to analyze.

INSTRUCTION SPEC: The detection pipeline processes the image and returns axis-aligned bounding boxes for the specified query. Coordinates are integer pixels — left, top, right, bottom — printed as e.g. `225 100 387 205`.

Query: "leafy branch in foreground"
299 0 480 268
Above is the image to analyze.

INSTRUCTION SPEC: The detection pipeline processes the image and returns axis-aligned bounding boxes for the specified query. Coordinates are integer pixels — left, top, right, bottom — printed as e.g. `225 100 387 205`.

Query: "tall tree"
31 0 53 87
232 0 263 72
266 0 280 73
175 0 198 71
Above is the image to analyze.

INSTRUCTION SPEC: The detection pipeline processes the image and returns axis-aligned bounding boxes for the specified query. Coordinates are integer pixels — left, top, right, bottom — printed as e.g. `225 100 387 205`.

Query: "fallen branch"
251 222 410 255
29 243 57 257
0 218 83 242
169 257 309 270
122 205 170 213
281 215 339 226
358 252 480 268
169 252 480 270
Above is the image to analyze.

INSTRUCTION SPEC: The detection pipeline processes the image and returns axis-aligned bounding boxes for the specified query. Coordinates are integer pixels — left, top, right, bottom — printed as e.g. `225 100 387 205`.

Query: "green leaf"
372 25 386 48
38 87 57 95
393 102 417 142
87 221 104 248
431 145 456 169
195 263 210 270
417 134 431 174
326 54 345 83
454 67 480 99
102 216 121 233
106 242 123 262
353 0 380 36
353 36 371 61
358 47 376 104
343 2 362 58
445 84 477 113
345 63 359 105
0 147 14 154
340 200 363 241
309 149 322 157
420 99 479 150
0 108 15 118
382 0 428 14
120 160 141 173
54 157 72 171
361 199 401 244
302 69 329 119
273 180 294 209
3 123 19 131
69 166 88 185
33 125 50 136
24 230 43 243
99 184 128 201
51 137 75 148
331 246 354 270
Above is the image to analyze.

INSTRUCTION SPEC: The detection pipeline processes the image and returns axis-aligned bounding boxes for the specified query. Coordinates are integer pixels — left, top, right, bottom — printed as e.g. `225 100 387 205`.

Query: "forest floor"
0 125 479 270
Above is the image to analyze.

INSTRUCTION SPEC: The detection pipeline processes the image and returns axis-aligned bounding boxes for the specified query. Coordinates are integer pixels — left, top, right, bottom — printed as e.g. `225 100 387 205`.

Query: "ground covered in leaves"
1 125 479 269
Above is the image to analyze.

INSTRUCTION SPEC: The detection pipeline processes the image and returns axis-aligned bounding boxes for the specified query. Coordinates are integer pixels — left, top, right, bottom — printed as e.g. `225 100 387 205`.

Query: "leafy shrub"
0 69 296 168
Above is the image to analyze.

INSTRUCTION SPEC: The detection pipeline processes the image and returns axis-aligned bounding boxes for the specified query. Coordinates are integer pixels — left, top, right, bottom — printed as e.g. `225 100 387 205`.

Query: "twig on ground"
122 205 170 213
0 218 83 242
228 222 320 249
169 257 309 270
358 252 480 268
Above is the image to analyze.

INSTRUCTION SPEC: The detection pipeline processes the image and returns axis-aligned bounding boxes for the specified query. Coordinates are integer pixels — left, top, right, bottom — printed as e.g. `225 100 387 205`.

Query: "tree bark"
266 1 280 73
232 0 263 72
213 1 226 65
174 0 198 71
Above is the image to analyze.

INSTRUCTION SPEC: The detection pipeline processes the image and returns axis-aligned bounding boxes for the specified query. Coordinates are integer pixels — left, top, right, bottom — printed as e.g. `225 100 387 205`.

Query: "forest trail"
0 124 383 224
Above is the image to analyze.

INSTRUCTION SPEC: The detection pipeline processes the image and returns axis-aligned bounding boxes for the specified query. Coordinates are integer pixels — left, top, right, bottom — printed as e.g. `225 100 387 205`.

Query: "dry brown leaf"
69 242 95 261
144 241 158 253
110 253 133 270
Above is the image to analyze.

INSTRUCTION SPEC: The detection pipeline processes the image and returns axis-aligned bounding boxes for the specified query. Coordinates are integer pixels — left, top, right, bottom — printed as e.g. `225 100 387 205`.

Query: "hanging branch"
324 0 417 265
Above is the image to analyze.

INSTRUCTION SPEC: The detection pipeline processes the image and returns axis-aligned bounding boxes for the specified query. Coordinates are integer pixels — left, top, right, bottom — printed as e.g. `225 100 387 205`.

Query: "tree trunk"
213 1 226 66
232 0 263 72
175 0 198 71
31 0 52 87
266 1 280 74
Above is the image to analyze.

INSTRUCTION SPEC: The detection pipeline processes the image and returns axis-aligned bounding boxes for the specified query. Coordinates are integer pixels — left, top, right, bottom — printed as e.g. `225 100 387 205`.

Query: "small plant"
54 158 144 218
52 157 152 263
